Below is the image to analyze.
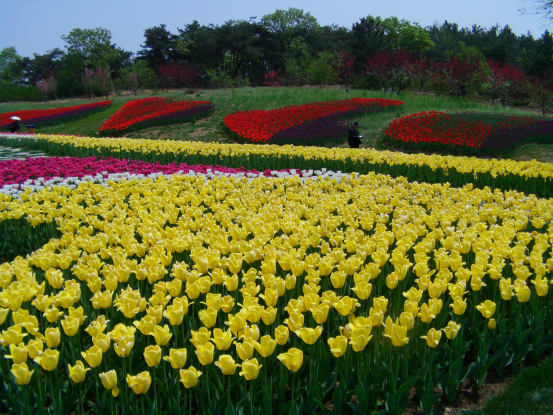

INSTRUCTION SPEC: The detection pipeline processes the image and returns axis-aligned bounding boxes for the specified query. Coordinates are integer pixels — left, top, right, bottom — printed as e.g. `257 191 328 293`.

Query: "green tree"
61 28 121 69
306 51 336 86
0 47 20 80
138 24 179 68
379 17 435 53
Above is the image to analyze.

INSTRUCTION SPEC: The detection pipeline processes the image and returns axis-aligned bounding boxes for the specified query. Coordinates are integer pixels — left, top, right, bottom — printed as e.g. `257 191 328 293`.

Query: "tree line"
1 8 553 111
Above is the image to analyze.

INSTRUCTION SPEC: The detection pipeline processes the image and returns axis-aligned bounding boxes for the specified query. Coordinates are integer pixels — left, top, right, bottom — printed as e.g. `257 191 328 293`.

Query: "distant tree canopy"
2 7 553 102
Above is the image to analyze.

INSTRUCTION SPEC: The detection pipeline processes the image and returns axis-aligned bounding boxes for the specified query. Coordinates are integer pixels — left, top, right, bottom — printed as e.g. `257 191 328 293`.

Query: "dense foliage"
383 111 552 155
2 8 553 108
99 98 214 136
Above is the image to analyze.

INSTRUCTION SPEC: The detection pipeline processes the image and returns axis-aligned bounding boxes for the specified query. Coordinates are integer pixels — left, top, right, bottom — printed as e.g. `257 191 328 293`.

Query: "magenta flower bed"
0 156 292 187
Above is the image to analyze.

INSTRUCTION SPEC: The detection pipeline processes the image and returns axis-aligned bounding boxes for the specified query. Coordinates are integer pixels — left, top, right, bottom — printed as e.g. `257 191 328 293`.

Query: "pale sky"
1 0 550 58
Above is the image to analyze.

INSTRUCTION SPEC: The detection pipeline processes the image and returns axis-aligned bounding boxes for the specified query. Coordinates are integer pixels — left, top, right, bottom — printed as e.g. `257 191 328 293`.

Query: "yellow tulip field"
0 149 552 415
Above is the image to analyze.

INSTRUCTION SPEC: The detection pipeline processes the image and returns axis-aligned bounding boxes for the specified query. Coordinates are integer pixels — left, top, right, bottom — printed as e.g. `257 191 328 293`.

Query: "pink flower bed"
0 156 291 187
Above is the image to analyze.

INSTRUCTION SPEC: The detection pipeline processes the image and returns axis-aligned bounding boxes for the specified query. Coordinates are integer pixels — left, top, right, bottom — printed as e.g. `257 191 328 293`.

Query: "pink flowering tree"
365 50 416 94
36 76 57 103
263 70 281 86
95 67 112 100
485 60 527 107
128 72 139 95
329 51 355 88
82 68 96 98
531 76 553 116
433 56 483 99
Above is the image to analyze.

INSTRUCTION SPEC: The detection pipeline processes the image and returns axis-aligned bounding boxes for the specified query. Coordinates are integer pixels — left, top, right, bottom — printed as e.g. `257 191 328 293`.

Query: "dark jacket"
348 127 361 148
9 121 21 133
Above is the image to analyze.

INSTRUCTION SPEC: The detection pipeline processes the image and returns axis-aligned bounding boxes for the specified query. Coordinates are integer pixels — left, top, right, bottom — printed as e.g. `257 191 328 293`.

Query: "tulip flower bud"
215 354 241 375
126 371 152 395
277 348 303 372
99 370 119 397
179 366 202 388
68 360 90 384
239 358 263 380
163 348 188 369
11 362 34 385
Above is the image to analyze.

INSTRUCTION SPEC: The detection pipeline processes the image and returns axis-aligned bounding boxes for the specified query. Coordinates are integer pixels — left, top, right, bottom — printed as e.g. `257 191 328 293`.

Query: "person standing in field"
348 121 363 148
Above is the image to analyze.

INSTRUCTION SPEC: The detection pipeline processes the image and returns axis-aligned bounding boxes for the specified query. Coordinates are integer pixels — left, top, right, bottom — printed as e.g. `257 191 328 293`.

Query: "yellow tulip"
254 335 277 357
224 275 239 292
163 304 185 326
68 360 90 383
278 348 303 372
351 282 372 300
85 316 108 337
99 370 119 397
215 354 240 375
151 325 173 346
399 312 414 330
126 371 151 394
488 318 497 330
418 304 435 324
274 325 289 346
198 307 218 328
11 362 34 385
5 342 27 364
283 312 304 332
350 327 372 352
179 367 202 388
450 297 467 315
211 328 235 351
0 308 9 325
61 316 80 337
163 348 188 369
241 324 260 342
190 327 211 348
285 274 297 291
33 348 59 371
236 337 255 360
312 303 330 324
144 345 162 367
261 307 277 325
330 271 347 289
92 333 111 353
81 345 103 368
475 300 496 319
45 328 60 348
220 296 235 313
239 358 263 380
421 328 442 348
334 297 360 316
443 321 461 340
383 320 409 347
515 286 531 303
27 339 43 359
195 342 215 365
296 326 323 345
328 336 348 357
373 296 388 314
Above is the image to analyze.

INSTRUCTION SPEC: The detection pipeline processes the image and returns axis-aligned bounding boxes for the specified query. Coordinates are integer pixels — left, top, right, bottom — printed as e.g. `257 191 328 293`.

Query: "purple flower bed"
267 107 383 145
482 120 553 152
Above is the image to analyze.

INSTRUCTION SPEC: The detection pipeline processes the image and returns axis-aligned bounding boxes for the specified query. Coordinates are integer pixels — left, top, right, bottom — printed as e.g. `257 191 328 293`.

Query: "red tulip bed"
99 97 214 136
383 111 552 156
0 101 112 131
223 98 403 145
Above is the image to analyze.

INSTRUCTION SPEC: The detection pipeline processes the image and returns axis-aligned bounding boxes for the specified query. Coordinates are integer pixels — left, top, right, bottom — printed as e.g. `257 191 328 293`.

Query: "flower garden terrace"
0 170 552 414
1 133 553 198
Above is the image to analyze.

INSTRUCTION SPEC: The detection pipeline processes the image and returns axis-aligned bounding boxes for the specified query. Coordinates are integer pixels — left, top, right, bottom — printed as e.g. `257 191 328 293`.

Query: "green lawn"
461 355 553 415
0 87 550 161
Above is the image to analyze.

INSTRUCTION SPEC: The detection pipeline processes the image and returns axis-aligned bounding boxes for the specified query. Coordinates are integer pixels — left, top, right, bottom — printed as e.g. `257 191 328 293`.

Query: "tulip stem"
79 383 85 415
